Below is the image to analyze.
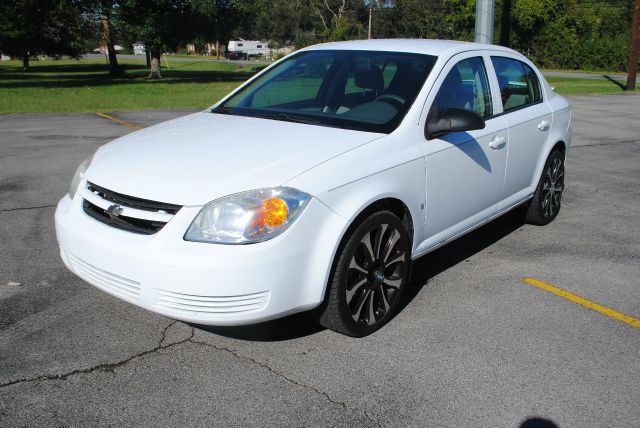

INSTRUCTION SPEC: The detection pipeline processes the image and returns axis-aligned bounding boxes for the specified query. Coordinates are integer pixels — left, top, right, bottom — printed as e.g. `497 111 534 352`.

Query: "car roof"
302 39 520 58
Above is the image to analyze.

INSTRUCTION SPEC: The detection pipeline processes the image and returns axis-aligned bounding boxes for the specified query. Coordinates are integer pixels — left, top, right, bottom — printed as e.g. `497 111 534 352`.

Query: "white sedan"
55 40 571 337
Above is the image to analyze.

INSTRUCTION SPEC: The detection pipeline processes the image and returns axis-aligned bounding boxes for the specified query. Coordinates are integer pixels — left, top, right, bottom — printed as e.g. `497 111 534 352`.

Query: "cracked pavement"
1 97 639 427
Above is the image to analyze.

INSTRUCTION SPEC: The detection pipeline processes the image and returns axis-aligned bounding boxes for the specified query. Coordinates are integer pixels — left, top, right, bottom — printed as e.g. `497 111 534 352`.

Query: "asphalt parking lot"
1 94 639 427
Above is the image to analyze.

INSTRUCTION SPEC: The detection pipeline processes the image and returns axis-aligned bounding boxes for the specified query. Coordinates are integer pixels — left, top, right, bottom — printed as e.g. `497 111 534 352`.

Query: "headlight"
68 154 95 198
185 187 311 244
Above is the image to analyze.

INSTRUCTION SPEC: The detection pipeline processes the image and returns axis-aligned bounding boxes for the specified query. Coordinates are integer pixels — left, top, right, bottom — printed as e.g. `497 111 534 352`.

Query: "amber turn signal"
260 197 288 228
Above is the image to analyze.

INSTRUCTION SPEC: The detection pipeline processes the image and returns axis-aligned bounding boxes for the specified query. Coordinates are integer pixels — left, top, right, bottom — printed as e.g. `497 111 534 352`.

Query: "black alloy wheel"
525 149 565 225
317 210 411 337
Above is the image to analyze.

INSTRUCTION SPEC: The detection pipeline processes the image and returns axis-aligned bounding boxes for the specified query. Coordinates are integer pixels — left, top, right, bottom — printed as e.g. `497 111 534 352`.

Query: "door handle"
538 120 550 131
489 135 506 150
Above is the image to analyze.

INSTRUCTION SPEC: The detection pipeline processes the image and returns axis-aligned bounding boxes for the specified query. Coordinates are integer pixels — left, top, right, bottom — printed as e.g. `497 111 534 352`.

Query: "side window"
433 57 493 118
491 56 542 112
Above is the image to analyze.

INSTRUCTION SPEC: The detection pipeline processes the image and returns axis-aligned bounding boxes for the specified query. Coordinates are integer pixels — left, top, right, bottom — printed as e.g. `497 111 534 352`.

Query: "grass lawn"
0 59 264 114
0 58 637 114
545 76 638 95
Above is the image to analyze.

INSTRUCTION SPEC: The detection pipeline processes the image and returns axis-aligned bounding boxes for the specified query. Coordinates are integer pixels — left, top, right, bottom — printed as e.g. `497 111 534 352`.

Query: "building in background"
132 42 145 55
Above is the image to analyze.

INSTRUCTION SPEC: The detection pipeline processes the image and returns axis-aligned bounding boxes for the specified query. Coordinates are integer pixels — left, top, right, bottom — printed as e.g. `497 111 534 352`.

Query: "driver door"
417 53 509 252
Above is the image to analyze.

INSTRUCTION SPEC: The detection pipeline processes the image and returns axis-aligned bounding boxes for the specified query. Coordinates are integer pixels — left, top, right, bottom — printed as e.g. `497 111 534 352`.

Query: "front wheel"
317 210 411 337
525 150 565 225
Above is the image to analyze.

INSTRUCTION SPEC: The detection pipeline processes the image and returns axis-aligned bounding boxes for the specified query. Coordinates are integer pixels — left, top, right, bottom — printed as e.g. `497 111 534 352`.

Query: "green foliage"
442 0 477 40
500 0 635 72
0 0 635 75
576 32 632 72
118 0 192 55
0 0 88 66
234 0 634 73
324 15 366 41
189 0 242 45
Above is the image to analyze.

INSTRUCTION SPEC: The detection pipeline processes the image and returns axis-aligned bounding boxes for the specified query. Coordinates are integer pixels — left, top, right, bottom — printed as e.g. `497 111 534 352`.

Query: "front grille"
83 200 167 234
87 182 181 214
83 182 182 235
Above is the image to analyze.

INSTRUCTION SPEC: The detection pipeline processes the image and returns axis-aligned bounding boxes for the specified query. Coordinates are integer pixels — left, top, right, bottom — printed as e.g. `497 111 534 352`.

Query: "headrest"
355 65 383 92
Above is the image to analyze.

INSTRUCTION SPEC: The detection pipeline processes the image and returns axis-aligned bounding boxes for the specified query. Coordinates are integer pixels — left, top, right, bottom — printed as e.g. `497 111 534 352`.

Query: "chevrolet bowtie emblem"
106 204 123 220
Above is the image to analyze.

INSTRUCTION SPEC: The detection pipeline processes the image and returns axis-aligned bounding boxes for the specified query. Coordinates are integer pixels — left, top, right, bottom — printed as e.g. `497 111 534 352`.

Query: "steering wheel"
374 94 406 110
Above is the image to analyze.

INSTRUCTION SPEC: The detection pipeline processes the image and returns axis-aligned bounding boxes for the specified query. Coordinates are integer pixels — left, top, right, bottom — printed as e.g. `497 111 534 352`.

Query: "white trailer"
227 39 269 58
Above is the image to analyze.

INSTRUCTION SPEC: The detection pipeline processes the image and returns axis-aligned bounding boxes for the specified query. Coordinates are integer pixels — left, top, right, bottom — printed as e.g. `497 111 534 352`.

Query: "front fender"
285 130 426 256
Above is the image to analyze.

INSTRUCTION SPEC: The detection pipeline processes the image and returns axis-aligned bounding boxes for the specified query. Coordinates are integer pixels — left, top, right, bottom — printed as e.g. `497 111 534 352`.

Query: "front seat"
354 64 384 96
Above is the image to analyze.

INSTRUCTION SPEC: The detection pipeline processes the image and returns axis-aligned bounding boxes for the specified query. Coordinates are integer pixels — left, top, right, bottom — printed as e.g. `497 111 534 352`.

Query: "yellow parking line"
522 277 640 329
95 112 143 130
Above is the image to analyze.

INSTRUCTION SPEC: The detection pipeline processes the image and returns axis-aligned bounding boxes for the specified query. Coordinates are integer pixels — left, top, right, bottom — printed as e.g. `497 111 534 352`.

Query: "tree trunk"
148 52 162 79
145 50 151 67
102 10 121 76
22 53 29 71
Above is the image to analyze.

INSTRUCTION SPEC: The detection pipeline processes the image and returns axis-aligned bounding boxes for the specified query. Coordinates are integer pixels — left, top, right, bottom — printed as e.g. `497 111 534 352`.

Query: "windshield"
213 50 437 133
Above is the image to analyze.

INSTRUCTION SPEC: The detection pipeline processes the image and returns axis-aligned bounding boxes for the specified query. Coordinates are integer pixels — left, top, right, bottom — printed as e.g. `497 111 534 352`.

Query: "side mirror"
425 108 485 140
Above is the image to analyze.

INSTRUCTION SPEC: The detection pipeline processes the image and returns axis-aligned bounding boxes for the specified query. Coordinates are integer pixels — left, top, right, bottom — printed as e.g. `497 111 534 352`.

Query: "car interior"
221 51 436 130
432 58 492 119
492 57 541 111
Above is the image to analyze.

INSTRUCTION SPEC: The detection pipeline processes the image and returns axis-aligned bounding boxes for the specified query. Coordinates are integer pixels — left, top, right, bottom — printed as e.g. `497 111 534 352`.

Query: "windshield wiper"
212 108 347 129
252 112 353 129
251 111 327 125
210 106 233 115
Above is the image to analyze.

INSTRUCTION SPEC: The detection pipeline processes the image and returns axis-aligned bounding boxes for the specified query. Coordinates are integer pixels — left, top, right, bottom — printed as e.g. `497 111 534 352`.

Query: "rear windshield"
213 50 437 133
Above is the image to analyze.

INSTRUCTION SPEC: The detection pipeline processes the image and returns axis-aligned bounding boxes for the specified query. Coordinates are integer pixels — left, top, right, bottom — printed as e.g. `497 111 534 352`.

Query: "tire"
317 210 411 337
525 149 565 225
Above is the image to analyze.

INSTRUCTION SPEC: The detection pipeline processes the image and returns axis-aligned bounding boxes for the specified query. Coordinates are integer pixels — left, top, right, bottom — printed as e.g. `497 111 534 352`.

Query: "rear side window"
491 56 542 112
433 57 493 118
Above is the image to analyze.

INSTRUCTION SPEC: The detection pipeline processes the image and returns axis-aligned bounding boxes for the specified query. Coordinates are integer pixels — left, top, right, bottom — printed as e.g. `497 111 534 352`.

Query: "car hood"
87 112 383 206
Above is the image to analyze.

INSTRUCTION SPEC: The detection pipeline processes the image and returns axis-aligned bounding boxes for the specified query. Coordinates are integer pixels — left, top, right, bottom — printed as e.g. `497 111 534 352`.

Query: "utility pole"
475 0 495 44
368 3 372 39
627 0 640 90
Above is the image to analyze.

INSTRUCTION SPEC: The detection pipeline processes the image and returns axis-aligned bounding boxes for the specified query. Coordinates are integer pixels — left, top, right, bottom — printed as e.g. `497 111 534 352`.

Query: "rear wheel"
525 150 565 225
317 210 411 337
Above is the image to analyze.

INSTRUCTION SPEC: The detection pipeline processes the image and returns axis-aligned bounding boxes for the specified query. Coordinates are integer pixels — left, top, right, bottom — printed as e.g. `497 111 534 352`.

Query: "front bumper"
55 191 345 326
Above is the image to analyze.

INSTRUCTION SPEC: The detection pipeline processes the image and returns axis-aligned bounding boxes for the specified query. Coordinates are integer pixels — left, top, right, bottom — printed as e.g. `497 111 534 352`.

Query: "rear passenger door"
490 55 552 205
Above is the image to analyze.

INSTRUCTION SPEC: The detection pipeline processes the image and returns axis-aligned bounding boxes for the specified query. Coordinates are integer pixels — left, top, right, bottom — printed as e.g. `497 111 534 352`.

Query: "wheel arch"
340 197 415 248
551 140 567 156
315 196 415 310
529 138 568 191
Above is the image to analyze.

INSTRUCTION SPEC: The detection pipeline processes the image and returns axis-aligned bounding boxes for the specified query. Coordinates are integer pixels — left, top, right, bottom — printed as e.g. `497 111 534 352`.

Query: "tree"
100 1 122 75
500 0 633 71
306 0 365 41
119 0 192 78
0 0 86 70
80 0 122 75
190 0 242 56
